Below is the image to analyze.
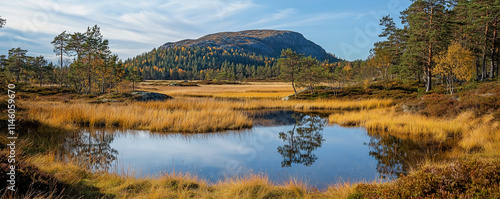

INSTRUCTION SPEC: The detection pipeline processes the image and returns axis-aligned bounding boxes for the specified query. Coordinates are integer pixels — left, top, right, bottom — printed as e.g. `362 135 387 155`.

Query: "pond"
19 111 451 190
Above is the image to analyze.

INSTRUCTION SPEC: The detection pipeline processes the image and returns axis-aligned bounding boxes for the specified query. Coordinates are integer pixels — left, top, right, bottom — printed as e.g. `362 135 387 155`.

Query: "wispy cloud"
0 0 392 61
258 12 360 29
246 8 297 27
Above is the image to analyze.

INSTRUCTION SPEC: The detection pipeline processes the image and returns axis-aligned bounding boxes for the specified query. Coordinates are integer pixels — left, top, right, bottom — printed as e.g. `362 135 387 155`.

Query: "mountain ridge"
161 30 338 62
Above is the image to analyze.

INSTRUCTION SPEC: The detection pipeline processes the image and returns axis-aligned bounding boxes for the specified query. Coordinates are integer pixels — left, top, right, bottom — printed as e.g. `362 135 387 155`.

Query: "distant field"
139 81 296 99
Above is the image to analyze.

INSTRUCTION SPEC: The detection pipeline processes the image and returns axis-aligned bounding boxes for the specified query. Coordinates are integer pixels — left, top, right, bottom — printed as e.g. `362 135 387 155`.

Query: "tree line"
368 0 499 94
278 49 376 96
124 46 282 81
0 25 133 94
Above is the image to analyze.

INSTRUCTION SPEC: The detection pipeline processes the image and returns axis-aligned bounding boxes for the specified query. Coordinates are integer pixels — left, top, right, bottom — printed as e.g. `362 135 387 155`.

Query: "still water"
34 111 446 190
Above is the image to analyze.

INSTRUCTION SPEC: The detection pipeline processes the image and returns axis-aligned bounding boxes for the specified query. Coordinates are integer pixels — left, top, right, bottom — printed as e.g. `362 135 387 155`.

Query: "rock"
401 103 423 114
281 88 309 100
100 98 117 102
479 93 495 97
131 91 172 101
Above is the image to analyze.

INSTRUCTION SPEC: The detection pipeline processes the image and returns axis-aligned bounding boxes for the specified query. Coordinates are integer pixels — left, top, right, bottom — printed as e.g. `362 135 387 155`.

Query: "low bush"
350 159 500 199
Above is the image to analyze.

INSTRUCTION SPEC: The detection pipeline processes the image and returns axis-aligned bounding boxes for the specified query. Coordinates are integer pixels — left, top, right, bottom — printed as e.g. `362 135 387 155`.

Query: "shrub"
350 159 500 198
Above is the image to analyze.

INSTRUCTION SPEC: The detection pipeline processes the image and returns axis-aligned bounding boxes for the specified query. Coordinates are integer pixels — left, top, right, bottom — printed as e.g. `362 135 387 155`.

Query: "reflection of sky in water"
106 123 380 190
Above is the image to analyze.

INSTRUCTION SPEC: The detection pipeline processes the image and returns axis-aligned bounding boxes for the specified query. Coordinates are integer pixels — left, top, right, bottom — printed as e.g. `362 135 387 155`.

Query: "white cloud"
0 0 369 61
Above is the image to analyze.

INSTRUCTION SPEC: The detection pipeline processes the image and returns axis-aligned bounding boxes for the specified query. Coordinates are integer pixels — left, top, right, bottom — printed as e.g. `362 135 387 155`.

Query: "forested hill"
124 30 340 81
162 30 338 62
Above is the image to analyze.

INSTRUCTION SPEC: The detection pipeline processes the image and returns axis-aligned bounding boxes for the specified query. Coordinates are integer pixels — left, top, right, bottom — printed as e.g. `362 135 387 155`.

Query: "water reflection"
366 131 455 180
3 110 454 190
248 110 296 126
277 113 326 167
59 129 118 171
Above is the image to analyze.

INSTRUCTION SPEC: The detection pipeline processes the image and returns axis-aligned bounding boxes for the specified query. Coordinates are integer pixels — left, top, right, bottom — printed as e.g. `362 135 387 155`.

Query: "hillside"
124 30 340 81
162 30 338 62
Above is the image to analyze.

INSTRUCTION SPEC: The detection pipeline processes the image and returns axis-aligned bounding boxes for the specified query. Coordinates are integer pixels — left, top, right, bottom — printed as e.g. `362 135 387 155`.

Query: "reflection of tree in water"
277 113 326 167
57 129 118 171
11 126 118 171
367 131 454 180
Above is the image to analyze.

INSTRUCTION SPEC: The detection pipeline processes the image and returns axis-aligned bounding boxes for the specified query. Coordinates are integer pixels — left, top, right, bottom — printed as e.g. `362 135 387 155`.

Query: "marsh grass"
143 82 296 99
26 101 252 133
27 154 352 199
329 108 478 140
329 108 500 157
458 118 500 156
25 97 392 133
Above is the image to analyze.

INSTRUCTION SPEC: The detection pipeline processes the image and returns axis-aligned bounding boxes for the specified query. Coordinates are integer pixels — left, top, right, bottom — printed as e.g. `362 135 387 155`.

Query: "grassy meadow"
140 81 296 99
23 81 394 133
3 80 500 198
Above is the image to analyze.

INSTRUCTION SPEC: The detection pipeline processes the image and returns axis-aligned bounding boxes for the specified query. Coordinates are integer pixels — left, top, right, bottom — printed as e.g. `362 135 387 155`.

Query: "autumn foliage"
433 42 476 94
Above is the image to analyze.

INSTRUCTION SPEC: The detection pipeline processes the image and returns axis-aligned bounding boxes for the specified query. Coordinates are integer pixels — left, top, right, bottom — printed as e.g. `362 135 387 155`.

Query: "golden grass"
329 108 500 156
143 81 296 99
26 101 252 133
324 181 358 199
185 92 293 99
28 154 354 199
459 116 500 157
25 97 392 133
186 98 393 111
329 108 479 140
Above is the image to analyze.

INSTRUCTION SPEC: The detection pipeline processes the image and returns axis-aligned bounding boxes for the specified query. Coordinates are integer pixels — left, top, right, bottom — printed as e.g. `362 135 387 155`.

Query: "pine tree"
7 48 29 82
402 0 452 91
278 49 302 97
297 56 325 94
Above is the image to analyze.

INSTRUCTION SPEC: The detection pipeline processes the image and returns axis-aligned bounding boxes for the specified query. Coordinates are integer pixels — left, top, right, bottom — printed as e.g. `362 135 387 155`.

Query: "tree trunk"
426 67 432 92
482 52 487 81
426 5 433 92
60 42 64 68
426 43 433 92
491 20 497 79
482 24 489 81
291 71 297 97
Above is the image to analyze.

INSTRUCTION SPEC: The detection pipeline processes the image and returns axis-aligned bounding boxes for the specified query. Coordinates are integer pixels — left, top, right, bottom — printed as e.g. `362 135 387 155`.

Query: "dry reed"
28 154 353 199
329 108 499 148
26 101 252 133
26 97 392 134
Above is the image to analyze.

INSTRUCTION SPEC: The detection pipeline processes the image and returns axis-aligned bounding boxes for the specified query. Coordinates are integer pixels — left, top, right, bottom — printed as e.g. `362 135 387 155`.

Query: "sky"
0 0 412 62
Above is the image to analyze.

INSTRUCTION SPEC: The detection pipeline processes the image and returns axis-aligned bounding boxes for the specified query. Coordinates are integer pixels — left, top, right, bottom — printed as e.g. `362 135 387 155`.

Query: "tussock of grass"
329 108 487 141
324 180 367 199
26 101 252 133
28 154 348 198
329 108 500 155
25 98 392 133
459 118 500 156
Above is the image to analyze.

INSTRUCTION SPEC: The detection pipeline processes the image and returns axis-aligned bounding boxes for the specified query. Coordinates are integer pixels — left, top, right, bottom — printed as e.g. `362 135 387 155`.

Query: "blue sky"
0 0 411 62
